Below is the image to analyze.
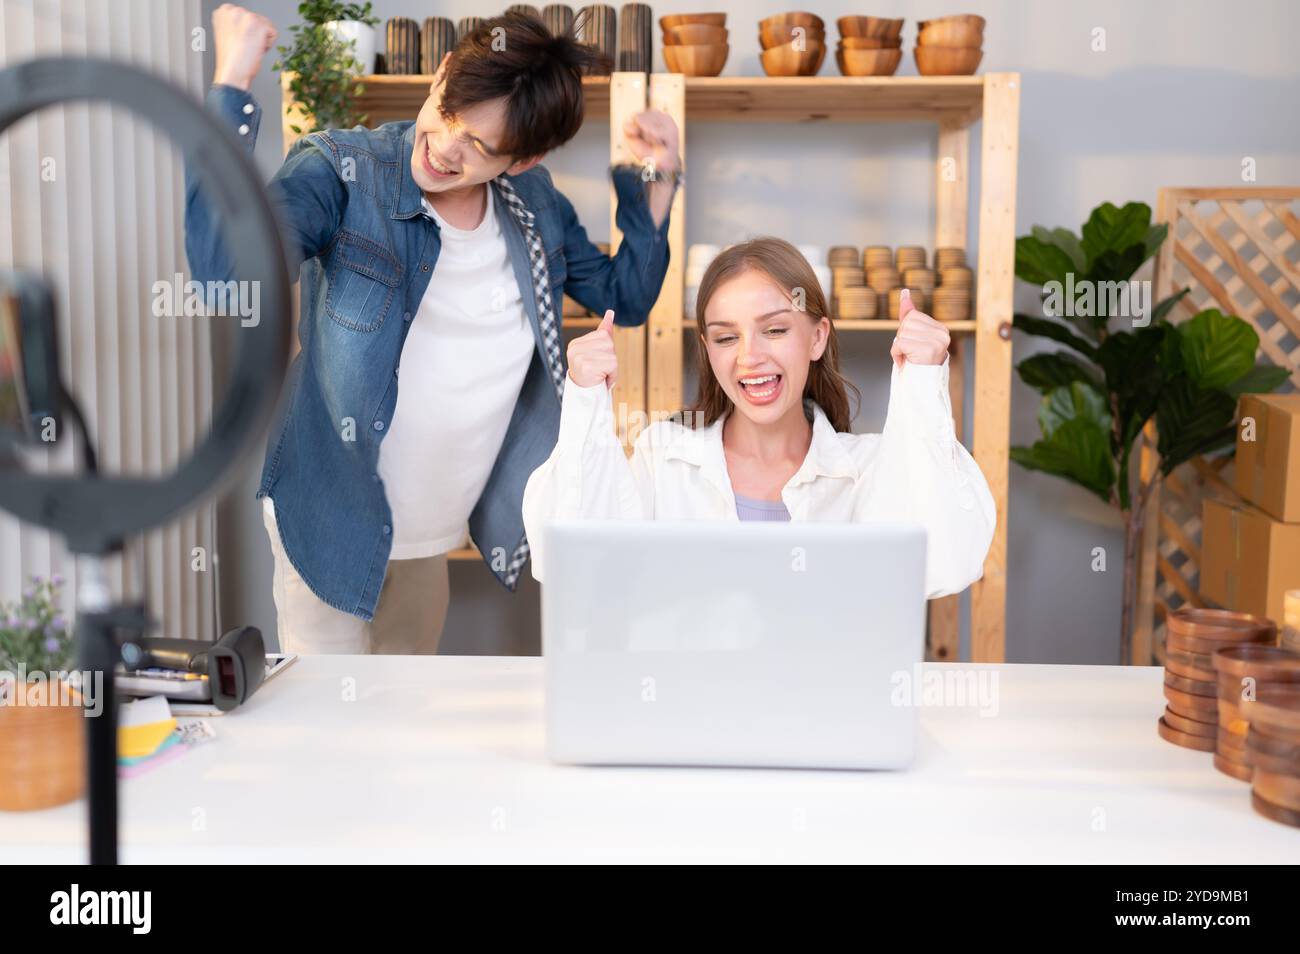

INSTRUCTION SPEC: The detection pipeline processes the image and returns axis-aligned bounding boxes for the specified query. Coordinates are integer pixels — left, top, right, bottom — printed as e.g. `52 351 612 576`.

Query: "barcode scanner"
120 626 266 711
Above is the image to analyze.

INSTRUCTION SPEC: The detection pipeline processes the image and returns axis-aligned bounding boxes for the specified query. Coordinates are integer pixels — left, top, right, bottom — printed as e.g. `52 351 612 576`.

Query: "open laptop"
541 521 927 770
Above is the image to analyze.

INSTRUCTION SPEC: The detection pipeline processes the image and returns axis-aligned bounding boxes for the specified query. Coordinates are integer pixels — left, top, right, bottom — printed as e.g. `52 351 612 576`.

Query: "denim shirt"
185 84 672 621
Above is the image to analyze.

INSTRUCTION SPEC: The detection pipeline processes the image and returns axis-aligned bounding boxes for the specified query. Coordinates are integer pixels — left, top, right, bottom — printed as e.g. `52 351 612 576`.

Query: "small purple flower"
43 636 59 653
51 614 67 631
51 573 65 585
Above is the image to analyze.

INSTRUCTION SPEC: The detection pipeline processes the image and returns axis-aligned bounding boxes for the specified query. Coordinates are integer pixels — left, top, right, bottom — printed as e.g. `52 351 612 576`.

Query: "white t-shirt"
377 185 535 559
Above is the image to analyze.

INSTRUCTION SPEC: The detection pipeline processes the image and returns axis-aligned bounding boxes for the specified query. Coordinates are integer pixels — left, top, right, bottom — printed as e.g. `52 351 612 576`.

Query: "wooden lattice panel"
1135 188 1300 664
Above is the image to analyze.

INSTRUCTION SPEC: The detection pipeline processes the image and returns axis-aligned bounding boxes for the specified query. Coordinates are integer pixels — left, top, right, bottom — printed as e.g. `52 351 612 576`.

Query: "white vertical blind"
0 0 217 642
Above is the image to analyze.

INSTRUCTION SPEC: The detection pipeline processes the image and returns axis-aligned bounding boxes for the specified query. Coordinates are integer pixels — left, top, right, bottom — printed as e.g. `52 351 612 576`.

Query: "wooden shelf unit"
289 73 1019 659
347 74 986 127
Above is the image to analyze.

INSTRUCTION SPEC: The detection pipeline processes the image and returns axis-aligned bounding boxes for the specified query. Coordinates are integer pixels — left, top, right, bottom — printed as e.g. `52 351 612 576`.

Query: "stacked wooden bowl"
828 245 859 268
836 16 903 76
759 12 826 76
661 13 729 76
888 286 927 318
1242 687 1300 827
1159 608 1277 754
1212 645 1300 781
933 253 971 321
863 245 893 270
904 266 935 301
914 14 984 75
831 260 875 319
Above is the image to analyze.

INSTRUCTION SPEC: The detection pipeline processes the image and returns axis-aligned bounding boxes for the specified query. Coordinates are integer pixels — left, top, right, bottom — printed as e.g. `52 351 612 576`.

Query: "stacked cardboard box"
1201 394 1300 625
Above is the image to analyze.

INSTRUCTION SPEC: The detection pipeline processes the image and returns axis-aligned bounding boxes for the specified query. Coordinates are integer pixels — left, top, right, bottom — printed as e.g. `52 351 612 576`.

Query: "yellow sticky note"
118 718 177 759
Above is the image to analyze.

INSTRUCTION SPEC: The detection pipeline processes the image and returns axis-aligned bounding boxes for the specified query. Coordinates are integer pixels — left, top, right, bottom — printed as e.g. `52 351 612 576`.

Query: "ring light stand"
0 58 291 864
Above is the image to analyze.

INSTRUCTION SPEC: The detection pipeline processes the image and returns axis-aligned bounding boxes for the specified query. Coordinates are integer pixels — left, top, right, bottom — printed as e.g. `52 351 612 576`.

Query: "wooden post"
928 117 970 661
647 72 686 424
609 72 650 449
971 73 1019 663
1131 187 1182 665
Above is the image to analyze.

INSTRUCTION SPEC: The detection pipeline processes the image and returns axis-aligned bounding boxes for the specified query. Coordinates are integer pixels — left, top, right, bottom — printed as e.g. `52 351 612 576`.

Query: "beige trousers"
261 499 450 655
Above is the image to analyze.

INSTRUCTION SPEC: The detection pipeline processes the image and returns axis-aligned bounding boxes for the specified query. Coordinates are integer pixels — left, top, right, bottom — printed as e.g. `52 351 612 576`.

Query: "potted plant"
1010 202 1291 663
0 575 84 811
274 0 379 136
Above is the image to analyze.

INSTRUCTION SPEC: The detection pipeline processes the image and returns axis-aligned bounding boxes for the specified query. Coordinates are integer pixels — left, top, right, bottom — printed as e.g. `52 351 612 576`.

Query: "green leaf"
1080 202 1155 270
1226 363 1292 397
1011 416 1116 502
1143 222 1169 260
1151 287 1190 324
1018 353 1104 394
1177 309 1259 390
1096 325 1171 453
1038 381 1111 438
1156 374 1238 473
1083 244 1149 288
1015 235 1075 288
1031 226 1086 272
1012 313 1098 359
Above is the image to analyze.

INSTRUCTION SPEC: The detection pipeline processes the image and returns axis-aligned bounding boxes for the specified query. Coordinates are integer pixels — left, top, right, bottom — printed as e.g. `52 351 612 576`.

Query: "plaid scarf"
490 174 567 588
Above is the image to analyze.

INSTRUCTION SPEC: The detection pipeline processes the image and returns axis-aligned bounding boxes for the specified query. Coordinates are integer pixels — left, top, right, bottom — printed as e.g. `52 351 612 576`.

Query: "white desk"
3 657 1297 863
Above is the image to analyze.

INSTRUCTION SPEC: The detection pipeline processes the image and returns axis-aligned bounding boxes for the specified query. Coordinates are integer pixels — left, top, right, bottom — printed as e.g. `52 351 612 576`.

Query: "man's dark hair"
440 11 610 160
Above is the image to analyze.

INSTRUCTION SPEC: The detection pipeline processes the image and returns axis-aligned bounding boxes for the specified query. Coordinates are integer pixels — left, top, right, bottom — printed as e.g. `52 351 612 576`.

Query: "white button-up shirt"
523 359 996 598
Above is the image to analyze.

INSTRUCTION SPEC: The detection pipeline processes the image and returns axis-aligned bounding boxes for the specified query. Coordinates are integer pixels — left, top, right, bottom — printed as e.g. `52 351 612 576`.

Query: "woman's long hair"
689 237 859 432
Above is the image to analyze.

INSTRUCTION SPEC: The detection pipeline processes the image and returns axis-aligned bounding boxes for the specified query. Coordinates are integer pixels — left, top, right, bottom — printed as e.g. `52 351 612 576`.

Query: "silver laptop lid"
542 521 927 770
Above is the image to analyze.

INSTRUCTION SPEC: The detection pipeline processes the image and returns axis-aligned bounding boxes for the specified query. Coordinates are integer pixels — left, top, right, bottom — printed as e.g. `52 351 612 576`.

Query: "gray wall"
204 0 1300 662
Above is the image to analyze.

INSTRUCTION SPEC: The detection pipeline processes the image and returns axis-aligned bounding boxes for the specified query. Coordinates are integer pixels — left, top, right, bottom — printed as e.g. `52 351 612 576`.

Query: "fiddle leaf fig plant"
1010 201 1292 662
273 0 378 135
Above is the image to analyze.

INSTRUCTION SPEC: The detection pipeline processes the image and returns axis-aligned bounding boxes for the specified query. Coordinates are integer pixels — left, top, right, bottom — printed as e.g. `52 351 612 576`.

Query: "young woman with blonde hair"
523 237 995 597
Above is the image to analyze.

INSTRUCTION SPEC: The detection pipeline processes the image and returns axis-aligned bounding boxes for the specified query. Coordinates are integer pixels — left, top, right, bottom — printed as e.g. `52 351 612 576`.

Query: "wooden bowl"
838 35 901 50
662 42 729 76
916 17 985 47
914 45 983 76
836 47 902 76
1168 607 1277 640
759 11 826 33
759 22 825 49
1240 687 1300 737
759 39 825 76
837 16 903 40
1214 645 1300 683
1165 684 1220 718
1165 706 1217 737
918 14 986 31
1158 716 1217 752
664 23 727 45
659 12 726 30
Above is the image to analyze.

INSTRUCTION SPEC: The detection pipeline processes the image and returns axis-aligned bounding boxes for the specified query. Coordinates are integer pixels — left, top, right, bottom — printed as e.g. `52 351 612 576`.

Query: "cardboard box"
1201 496 1300 625
1235 393 1300 523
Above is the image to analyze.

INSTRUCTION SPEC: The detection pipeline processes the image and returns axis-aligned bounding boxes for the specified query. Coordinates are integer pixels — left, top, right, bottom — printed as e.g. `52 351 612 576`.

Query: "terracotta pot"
0 678 86 811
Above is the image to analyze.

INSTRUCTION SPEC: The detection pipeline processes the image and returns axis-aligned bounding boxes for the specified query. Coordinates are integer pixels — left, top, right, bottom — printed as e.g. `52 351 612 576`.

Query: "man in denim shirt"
187 6 679 654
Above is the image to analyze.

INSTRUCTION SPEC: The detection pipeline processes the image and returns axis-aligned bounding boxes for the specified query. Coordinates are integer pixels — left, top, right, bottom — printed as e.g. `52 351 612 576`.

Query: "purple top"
734 492 791 522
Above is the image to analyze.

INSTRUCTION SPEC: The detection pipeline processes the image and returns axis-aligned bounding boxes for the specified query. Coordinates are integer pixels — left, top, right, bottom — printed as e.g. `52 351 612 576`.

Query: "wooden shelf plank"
683 75 985 124
352 74 609 127
350 74 985 128
679 318 977 332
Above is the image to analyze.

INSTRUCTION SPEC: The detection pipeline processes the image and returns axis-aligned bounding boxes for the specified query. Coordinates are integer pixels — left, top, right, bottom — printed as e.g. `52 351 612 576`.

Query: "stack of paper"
117 696 186 778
